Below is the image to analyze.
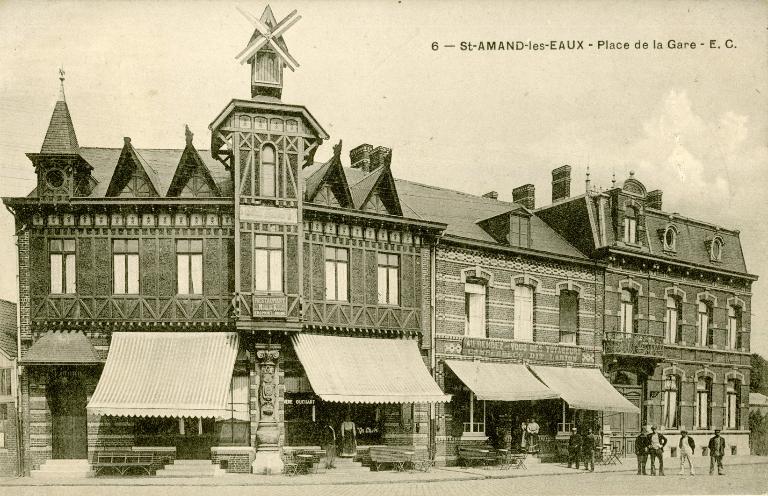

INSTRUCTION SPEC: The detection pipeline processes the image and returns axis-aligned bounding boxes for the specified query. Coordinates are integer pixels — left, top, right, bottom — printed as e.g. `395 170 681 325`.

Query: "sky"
0 0 765 354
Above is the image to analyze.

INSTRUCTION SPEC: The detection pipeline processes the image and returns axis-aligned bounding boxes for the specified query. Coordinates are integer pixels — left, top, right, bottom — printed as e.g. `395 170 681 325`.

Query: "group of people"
566 427 602 472
634 425 728 476
517 418 541 453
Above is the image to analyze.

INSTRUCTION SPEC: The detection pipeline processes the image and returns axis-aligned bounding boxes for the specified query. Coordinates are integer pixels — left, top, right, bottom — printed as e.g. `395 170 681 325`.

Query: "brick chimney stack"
552 165 571 202
647 189 663 210
350 143 373 172
369 146 392 170
482 191 499 200
512 184 535 210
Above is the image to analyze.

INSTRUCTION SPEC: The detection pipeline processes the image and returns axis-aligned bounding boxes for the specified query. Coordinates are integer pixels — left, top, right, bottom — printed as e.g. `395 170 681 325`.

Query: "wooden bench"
457 445 499 467
93 451 155 476
131 446 176 469
369 446 416 472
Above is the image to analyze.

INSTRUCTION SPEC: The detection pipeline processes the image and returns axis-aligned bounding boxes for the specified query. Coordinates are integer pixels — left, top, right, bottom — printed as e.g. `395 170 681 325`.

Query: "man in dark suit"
567 427 581 469
708 428 727 475
648 425 667 476
581 427 597 472
635 426 650 475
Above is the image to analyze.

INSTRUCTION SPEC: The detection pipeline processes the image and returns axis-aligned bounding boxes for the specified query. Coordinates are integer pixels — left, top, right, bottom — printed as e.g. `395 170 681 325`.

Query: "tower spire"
58 67 66 102
40 69 79 154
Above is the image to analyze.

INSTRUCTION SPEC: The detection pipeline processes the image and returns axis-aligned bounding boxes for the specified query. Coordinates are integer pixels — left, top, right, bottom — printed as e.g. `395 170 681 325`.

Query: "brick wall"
211 446 254 473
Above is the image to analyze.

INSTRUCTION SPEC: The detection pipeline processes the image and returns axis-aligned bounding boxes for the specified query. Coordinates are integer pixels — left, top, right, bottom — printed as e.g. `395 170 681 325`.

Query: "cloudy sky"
0 0 765 354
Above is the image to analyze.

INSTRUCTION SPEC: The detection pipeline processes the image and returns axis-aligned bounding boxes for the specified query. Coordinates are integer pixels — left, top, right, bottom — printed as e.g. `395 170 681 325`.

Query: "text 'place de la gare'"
0 4 757 479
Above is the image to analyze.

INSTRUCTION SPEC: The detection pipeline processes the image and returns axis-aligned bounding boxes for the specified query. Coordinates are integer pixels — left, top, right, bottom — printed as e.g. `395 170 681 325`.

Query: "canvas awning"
292 334 450 404
444 360 558 402
22 331 101 365
530 365 640 413
87 332 238 418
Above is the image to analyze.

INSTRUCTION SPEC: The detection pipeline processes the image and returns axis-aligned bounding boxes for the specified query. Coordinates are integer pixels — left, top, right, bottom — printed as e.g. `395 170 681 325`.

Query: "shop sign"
461 337 587 363
284 397 315 405
252 294 287 318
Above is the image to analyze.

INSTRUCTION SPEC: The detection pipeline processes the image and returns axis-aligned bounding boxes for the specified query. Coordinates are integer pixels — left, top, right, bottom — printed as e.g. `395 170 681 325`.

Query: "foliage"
748 410 768 456
750 354 768 395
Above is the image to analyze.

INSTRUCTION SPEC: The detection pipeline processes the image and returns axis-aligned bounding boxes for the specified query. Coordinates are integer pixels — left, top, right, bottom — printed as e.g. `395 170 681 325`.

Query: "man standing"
567 427 581 469
678 428 696 475
635 426 650 475
582 427 597 472
708 428 726 475
526 418 540 453
648 425 667 476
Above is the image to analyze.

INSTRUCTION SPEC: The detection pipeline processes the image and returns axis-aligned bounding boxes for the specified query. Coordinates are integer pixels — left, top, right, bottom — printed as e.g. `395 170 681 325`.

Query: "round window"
46 169 65 189
664 227 676 249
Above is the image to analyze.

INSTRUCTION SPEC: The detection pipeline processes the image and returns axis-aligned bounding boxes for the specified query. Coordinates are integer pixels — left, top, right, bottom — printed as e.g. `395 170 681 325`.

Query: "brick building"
538 169 756 455
0 299 19 476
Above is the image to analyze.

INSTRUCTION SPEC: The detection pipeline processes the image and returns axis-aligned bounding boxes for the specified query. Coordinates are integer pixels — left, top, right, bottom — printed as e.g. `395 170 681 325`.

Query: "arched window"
623 206 637 244
663 226 677 251
728 305 742 350
711 238 724 262
665 296 683 343
661 374 680 429
726 379 741 429
559 290 579 344
695 376 712 429
464 281 487 338
620 289 637 333
698 300 713 346
260 144 277 197
514 284 534 342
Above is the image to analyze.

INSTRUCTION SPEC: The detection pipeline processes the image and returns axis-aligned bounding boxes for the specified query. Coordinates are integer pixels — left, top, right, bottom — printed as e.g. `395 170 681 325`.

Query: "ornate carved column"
251 346 282 474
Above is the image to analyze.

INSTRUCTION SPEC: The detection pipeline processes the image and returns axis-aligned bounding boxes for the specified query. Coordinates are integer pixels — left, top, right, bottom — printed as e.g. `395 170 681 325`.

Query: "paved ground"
2 457 766 495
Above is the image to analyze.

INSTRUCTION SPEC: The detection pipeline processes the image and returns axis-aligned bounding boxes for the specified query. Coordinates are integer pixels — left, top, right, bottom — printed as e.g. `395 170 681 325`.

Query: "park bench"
457 445 499 467
369 446 417 471
92 450 155 476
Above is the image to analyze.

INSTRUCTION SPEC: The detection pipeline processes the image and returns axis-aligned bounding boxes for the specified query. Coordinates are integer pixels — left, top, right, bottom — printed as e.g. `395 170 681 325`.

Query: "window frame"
620 289 637 334
663 226 677 251
726 379 740 430
254 235 283 293
514 284 534 342
665 296 683 344
462 391 486 437
176 239 204 295
376 253 400 306
0 368 11 396
259 143 277 198
112 239 140 295
695 376 712 429
698 300 714 346
324 247 349 302
49 238 76 294
558 289 579 344
509 214 530 248
464 281 487 338
727 305 742 350
661 374 681 429
623 206 638 244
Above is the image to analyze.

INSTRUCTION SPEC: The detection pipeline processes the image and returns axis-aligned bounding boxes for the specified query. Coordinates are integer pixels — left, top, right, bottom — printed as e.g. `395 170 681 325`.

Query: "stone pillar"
251 346 282 475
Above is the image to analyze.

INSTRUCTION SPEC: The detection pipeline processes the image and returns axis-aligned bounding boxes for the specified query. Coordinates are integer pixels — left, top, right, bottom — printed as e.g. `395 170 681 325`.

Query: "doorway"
48 370 88 459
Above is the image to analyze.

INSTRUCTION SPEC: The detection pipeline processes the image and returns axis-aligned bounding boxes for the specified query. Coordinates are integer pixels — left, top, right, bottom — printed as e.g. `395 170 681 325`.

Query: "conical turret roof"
40 72 79 154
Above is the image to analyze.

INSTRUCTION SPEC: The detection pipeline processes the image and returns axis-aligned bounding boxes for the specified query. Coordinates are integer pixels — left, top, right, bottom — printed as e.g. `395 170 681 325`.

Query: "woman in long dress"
340 414 357 457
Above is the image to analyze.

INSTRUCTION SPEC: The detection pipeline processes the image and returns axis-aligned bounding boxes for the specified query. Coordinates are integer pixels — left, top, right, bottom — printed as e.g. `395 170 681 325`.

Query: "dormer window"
623 206 638 244
663 226 677 251
510 214 530 248
710 237 724 262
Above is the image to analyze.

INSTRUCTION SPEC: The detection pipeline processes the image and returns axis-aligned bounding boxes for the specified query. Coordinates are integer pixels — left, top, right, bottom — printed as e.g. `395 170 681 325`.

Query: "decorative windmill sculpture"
236 5 301 99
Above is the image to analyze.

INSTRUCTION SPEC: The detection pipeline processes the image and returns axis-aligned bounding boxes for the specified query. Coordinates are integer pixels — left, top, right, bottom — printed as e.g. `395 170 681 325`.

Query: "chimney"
370 146 392 170
647 189 663 210
512 184 535 210
350 143 373 172
551 165 571 202
482 191 498 200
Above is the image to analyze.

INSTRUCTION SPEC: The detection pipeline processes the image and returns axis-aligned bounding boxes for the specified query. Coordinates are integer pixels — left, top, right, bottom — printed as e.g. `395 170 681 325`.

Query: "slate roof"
0 331 16 359
40 99 79 154
23 331 101 364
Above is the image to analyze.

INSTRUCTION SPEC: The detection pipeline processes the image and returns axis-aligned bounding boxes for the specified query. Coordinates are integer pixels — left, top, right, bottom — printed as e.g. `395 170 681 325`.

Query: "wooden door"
49 373 88 459
605 385 642 455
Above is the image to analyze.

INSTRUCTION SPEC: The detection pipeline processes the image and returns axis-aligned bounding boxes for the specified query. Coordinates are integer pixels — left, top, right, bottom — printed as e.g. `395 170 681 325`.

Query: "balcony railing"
604 332 665 358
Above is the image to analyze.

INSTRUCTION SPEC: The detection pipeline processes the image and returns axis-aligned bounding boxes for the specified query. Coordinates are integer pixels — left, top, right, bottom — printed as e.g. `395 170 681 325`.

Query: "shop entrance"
604 385 642 454
48 370 88 459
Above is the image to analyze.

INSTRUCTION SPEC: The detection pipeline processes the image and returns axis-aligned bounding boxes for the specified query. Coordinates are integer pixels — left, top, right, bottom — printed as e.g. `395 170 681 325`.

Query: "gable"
352 166 402 216
305 141 353 208
119 167 156 197
168 145 221 198
106 140 161 197
314 183 342 207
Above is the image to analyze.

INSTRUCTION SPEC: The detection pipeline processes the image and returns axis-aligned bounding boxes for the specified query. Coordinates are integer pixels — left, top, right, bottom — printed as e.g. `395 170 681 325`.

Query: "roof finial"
629 170 635 178
585 165 591 193
611 171 616 188
58 66 66 102
185 124 194 146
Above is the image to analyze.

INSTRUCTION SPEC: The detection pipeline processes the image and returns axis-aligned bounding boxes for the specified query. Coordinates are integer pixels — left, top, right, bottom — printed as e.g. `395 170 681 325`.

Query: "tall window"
727 306 741 350
509 215 530 247
377 253 399 305
695 377 712 429
50 239 76 294
698 300 713 346
620 289 637 333
726 379 740 429
0 368 11 396
559 290 578 344
514 284 534 341
324 247 349 301
221 374 250 445
254 235 283 292
260 144 277 197
464 282 487 338
177 240 203 295
661 374 680 429
623 206 637 244
463 392 485 436
665 296 683 343
113 239 139 294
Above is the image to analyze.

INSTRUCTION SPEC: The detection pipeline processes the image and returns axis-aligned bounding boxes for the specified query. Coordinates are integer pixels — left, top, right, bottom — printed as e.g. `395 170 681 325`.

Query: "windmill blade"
236 6 271 37
270 10 300 38
236 36 269 63
268 38 300 71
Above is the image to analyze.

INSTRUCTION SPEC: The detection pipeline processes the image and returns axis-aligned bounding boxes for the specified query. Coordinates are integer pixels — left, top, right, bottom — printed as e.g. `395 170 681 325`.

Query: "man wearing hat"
708 428 726 475
678 427 696 475
567 427 582 469
635 425 650 475
648 425 667 476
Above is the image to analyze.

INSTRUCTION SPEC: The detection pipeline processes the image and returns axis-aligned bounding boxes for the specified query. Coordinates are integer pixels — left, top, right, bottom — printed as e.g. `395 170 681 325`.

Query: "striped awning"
292 334 450 404
444 360 558 402
530 365 640 414
87 332 238 418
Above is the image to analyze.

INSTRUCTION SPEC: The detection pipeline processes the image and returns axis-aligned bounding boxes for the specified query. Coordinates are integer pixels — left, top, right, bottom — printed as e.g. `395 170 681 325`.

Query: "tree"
751 354 768 395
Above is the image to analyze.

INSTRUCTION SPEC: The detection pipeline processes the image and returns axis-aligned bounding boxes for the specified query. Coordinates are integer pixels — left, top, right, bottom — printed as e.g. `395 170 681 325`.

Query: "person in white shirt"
678 429 696 475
